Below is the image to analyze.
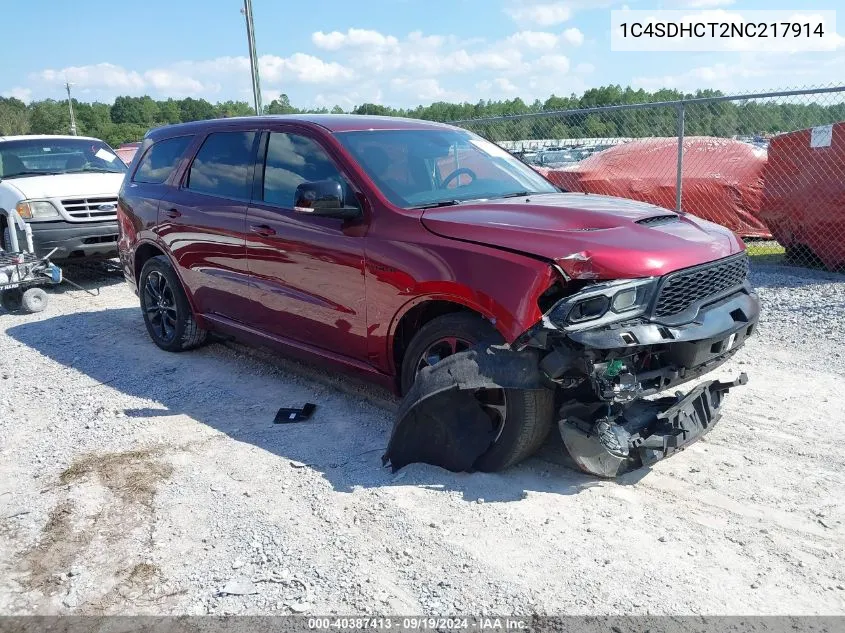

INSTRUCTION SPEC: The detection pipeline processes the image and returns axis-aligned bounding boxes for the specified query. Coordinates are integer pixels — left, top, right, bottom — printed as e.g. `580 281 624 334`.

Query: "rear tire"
139 255 207 352
400 312 554 471
21 288 48 313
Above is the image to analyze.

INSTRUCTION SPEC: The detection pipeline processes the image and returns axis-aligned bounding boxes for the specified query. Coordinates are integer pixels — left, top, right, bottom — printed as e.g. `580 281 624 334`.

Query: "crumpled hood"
421 193 744 278
3 172 124 200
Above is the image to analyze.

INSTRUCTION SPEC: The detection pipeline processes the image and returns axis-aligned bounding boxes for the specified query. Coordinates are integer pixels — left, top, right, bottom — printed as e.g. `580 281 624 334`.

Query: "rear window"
134 136 193 185
186 132 257 200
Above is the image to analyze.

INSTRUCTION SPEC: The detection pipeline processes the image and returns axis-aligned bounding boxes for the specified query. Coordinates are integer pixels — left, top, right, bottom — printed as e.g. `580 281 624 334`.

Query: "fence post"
675 101 685 213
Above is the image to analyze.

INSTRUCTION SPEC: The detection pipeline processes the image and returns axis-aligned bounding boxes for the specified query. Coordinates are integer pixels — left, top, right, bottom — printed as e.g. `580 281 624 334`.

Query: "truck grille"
61 197 119 220
653 253 749 318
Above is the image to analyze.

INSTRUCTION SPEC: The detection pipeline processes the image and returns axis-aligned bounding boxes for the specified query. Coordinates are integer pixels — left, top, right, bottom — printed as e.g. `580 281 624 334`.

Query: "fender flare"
133 237 208 328
385 291 508 374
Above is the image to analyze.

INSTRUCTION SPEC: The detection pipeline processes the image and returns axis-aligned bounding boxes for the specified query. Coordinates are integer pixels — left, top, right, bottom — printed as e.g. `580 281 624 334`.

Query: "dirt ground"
1 263 844 616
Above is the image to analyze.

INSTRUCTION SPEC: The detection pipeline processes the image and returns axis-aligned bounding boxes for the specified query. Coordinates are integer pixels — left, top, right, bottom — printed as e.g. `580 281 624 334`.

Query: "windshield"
335 129 557 208
0 138 127 179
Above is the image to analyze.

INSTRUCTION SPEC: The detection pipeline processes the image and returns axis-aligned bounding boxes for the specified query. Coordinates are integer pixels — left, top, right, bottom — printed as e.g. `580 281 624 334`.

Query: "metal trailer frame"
0 208 63 314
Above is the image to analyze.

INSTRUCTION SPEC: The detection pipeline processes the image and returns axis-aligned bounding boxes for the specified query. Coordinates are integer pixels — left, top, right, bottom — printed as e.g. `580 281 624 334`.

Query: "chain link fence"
452 85 845 273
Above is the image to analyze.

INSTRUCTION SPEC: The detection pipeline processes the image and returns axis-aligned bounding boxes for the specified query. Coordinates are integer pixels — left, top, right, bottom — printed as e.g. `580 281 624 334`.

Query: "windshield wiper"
499 191 536 199
411 199 462 210
71 168 124 174
2 171 61 178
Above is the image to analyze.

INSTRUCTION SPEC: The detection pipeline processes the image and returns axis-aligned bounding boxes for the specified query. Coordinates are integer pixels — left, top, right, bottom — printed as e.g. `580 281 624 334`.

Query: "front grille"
653 253 749 318
637 215 679 227
61 197 119 220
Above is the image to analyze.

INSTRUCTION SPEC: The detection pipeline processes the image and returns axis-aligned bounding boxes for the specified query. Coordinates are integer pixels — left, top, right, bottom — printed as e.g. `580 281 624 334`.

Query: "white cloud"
506 31 560 50
534 54 571 73
562 27 584 46
260 53 355 84
37 63 146 91
143 70 207 94
476 77 520 96
13 25 602 109
312 28 399 51
391 78 471 102
3 87 32 102
575 62 595 74
505 1 573 26
24 54 355 105
632 57 779 92
666 0 734 7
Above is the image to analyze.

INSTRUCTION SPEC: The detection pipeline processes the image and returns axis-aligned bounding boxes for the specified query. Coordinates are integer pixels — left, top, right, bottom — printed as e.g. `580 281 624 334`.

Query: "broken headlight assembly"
549 277 658 331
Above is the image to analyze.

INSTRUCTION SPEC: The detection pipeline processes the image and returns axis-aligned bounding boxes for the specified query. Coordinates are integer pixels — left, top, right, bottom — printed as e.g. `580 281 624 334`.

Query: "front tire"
139 255 207 352
400 312 554 471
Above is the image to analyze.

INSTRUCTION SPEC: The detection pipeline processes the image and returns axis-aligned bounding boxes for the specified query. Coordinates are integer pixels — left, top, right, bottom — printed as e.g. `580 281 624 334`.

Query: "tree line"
1 85 842 148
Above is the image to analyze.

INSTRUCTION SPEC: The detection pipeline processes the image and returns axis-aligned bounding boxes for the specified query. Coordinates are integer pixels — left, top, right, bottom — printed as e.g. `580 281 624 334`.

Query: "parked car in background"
0 135 126 260
536 147 594 167
118 115 758 474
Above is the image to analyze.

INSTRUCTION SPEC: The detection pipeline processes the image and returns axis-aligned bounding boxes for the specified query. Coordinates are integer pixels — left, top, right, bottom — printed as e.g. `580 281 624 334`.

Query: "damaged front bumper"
384 263 760 477
559 373 747 477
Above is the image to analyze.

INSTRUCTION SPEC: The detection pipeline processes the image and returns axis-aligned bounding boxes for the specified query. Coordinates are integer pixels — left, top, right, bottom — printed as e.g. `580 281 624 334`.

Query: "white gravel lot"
1 262 844 616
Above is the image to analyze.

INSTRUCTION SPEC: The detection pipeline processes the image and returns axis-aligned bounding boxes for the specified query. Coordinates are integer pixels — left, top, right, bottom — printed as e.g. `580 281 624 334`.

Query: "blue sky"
2 0 842 108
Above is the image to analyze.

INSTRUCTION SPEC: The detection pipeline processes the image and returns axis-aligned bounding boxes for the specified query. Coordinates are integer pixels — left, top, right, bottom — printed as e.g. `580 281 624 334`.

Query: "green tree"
110 95 159 127
0 97 30 135
156 99 183 125
216 100 254 118
178 97 216 122
28 99 69 134
264 93 300 115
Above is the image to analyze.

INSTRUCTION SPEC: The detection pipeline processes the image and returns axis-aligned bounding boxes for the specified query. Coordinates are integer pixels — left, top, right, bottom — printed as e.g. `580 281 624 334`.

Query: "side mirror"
293 180 359 219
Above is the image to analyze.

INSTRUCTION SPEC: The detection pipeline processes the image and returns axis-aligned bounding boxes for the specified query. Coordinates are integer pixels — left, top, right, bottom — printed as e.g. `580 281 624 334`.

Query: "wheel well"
134 243 165 283
392 300 479 383
0 214 7 250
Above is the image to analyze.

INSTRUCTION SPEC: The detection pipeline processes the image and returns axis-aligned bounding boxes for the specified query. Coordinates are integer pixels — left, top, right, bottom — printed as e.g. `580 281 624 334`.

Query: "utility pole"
241 0 262 115
65 81 77 135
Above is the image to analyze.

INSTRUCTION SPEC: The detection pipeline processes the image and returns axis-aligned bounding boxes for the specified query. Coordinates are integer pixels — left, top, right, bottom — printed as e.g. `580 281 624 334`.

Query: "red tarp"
537 136 771 238
115 142 140 166
760 122 845 271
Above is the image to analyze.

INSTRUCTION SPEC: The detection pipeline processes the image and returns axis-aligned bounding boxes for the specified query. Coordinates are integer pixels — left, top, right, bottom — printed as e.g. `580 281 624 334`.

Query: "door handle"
164 208 181 219
250 224 276 237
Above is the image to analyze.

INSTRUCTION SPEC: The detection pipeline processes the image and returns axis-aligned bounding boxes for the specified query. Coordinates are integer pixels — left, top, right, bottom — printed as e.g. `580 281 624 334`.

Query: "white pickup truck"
0 135 127 261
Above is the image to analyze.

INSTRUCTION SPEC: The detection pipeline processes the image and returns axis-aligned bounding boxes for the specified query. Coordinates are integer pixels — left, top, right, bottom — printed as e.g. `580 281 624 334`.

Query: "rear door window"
134 136 192 184
186 132 257 200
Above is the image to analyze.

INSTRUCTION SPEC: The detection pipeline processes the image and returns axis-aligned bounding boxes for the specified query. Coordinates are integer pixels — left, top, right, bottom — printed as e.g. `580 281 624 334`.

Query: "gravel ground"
1 262 845 616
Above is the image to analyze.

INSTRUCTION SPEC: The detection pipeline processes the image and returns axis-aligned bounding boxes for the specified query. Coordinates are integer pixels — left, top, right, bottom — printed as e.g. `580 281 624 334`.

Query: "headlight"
567 295 610 323
16 200 60 220
550 278 658 330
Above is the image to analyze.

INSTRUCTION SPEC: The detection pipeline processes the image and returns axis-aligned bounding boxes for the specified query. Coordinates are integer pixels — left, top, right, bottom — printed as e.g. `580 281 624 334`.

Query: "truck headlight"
16 200 60 220
551 278 658 329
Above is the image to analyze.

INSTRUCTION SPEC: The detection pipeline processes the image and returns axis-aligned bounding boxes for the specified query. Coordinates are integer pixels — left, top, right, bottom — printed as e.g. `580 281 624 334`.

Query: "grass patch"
60 449 172 508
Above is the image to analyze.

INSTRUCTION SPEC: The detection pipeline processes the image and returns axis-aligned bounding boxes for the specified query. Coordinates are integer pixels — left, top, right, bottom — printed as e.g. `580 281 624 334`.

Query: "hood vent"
637 214 680 227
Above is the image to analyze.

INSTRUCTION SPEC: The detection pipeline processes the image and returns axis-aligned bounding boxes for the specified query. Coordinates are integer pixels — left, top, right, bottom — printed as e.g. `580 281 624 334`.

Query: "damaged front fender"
382 345 549 473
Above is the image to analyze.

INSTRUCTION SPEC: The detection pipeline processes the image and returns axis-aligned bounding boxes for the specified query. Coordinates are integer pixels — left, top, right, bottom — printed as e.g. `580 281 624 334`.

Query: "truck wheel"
401 312 554 471
21 288 48 313
139 255 207 352
0 289 23 313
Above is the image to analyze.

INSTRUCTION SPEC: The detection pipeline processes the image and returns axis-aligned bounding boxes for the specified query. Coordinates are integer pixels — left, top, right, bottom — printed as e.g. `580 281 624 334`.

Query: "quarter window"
134 136 192 184
186 132 257 199
263 132 357 209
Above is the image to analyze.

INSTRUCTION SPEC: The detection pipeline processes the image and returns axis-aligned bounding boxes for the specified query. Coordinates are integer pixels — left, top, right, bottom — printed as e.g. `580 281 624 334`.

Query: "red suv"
117 115 759 474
